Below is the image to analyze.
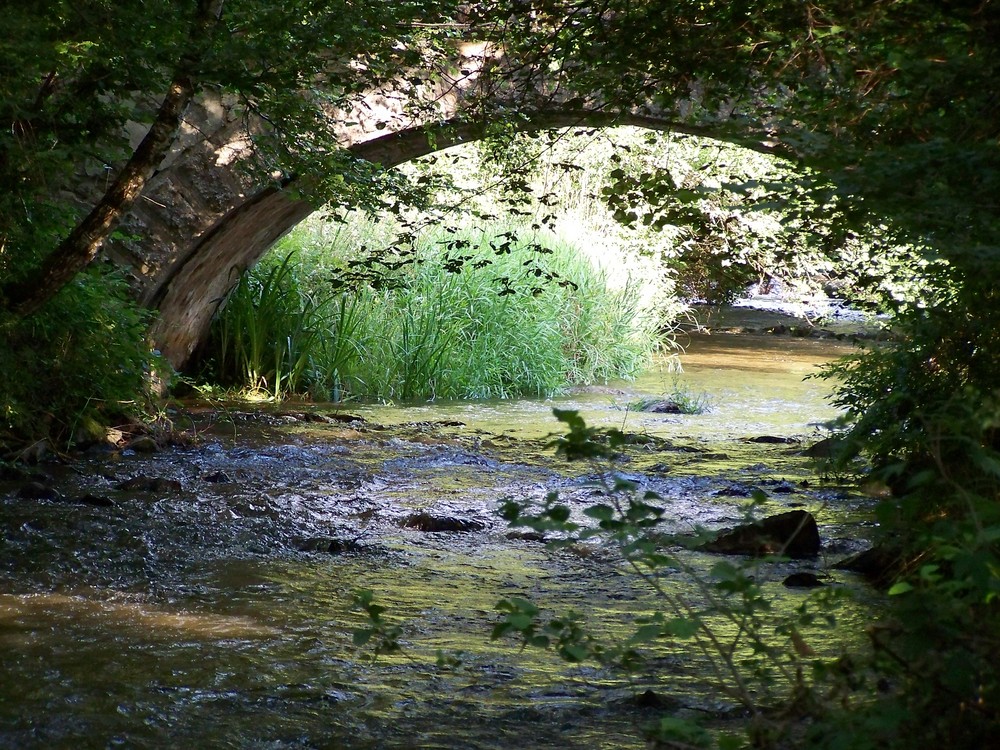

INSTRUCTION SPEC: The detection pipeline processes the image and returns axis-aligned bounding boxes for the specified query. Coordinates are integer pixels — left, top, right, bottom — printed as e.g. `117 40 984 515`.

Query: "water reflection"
0 332 877 749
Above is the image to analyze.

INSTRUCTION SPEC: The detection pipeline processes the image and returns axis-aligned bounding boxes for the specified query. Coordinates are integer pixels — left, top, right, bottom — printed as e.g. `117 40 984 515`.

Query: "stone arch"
140 108 786 371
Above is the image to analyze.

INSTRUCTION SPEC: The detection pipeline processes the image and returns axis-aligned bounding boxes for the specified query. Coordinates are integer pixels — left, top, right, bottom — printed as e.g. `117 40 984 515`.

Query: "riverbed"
0 331 881 749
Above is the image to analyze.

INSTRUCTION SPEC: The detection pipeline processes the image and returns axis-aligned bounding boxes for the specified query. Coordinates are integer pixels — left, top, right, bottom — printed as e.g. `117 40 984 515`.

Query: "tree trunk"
0 0 225 317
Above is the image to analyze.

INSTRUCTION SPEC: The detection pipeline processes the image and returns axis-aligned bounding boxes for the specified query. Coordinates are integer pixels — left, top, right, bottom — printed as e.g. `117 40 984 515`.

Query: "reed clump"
202 217 668 402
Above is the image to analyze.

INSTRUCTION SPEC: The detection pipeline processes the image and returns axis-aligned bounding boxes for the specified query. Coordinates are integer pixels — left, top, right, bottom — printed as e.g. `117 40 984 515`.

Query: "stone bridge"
109 44 787 371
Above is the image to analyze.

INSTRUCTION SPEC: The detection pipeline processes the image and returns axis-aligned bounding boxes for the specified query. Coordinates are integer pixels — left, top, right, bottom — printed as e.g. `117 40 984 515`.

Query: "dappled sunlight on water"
0 591 277 639
0 330 881 748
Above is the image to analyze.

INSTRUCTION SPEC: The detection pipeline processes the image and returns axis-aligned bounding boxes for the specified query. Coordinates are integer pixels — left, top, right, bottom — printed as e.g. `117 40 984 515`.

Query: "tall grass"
209 253 365 399
202 217 668 402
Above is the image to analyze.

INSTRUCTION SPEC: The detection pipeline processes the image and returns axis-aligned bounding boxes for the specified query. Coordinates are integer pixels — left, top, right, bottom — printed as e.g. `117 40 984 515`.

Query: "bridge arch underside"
149 112 783 372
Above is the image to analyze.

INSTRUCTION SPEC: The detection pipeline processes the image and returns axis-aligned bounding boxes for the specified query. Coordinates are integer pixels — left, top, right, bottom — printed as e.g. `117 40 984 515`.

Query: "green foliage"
207 251 363 399
0 267 156 447
351 588 405 658
820 262 1000 495
0 0 461 311
203 217 665 401
811 260 1000 747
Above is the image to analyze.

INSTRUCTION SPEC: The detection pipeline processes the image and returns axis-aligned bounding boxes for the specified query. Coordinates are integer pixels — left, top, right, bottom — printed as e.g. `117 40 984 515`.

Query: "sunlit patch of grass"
622 378 711 415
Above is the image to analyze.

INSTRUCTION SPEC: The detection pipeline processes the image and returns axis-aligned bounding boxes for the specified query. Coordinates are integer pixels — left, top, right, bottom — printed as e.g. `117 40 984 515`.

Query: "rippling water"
0 331 880 749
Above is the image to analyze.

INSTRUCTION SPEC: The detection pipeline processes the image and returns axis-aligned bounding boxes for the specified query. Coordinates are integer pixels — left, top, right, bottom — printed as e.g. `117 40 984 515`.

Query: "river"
0 329 881 749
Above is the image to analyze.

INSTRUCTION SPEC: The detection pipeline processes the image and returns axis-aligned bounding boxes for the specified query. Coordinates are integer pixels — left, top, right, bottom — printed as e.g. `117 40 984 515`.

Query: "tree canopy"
2 1 998 314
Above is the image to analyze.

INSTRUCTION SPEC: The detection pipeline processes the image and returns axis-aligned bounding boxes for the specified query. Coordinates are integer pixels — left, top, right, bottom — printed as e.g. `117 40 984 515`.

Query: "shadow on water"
0 331 882 749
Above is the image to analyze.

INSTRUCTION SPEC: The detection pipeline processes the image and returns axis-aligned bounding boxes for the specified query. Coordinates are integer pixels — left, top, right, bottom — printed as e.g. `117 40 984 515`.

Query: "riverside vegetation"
198 214 666 402
2 2 999 747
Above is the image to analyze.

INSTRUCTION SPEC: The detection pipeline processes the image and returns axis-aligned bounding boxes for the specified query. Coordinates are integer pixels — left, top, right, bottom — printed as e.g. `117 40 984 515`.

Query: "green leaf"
508 613 534 630
630 623 664 643
583 504 615 521
888 581 914 596
663 617 700 638
561 644 589 662
548 504 571 523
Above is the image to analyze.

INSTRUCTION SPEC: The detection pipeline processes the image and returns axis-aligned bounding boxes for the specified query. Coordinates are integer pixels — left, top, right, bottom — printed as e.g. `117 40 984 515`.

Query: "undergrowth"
0 266 157 450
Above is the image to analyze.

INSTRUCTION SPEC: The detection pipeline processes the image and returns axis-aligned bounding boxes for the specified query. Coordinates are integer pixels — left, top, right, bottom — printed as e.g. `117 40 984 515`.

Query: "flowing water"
0 329 882 749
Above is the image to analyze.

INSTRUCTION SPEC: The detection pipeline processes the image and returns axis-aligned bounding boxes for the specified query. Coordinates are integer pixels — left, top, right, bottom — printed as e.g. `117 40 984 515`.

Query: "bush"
812 260 1000 747
0 266 157 448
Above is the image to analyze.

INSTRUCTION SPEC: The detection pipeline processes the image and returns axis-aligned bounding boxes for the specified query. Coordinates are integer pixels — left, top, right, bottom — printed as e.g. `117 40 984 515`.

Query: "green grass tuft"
201 216 672 402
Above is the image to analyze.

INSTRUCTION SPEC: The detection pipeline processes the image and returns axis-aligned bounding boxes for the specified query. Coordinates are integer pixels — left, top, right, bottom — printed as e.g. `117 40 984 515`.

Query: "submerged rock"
769 481 797 494
701 510 821 558
17 481 60 501
71 493 115 508
505 530 546 542
298 537 368 554
638 400 684 414
281 411 367 425
401 511 487 533
116 476 183 493
630 689 683 711
712 483 757 498
325 412 367 424
782 572 825 588
0 464 49 482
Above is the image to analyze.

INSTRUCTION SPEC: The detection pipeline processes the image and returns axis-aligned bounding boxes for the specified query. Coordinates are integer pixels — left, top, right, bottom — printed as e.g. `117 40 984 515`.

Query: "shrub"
812 260 1000 747
0 266 157 448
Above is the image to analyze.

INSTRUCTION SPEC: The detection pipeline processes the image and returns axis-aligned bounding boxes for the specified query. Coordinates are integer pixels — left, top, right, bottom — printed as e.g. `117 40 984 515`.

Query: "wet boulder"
16 440 52 464
803 437 843 459
701 510 820 558
401 511 486 533
124 436 159 453
833 546 903 587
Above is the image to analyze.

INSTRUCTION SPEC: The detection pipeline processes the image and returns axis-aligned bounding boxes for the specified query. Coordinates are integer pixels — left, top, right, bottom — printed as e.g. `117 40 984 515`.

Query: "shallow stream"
0 329 882 749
